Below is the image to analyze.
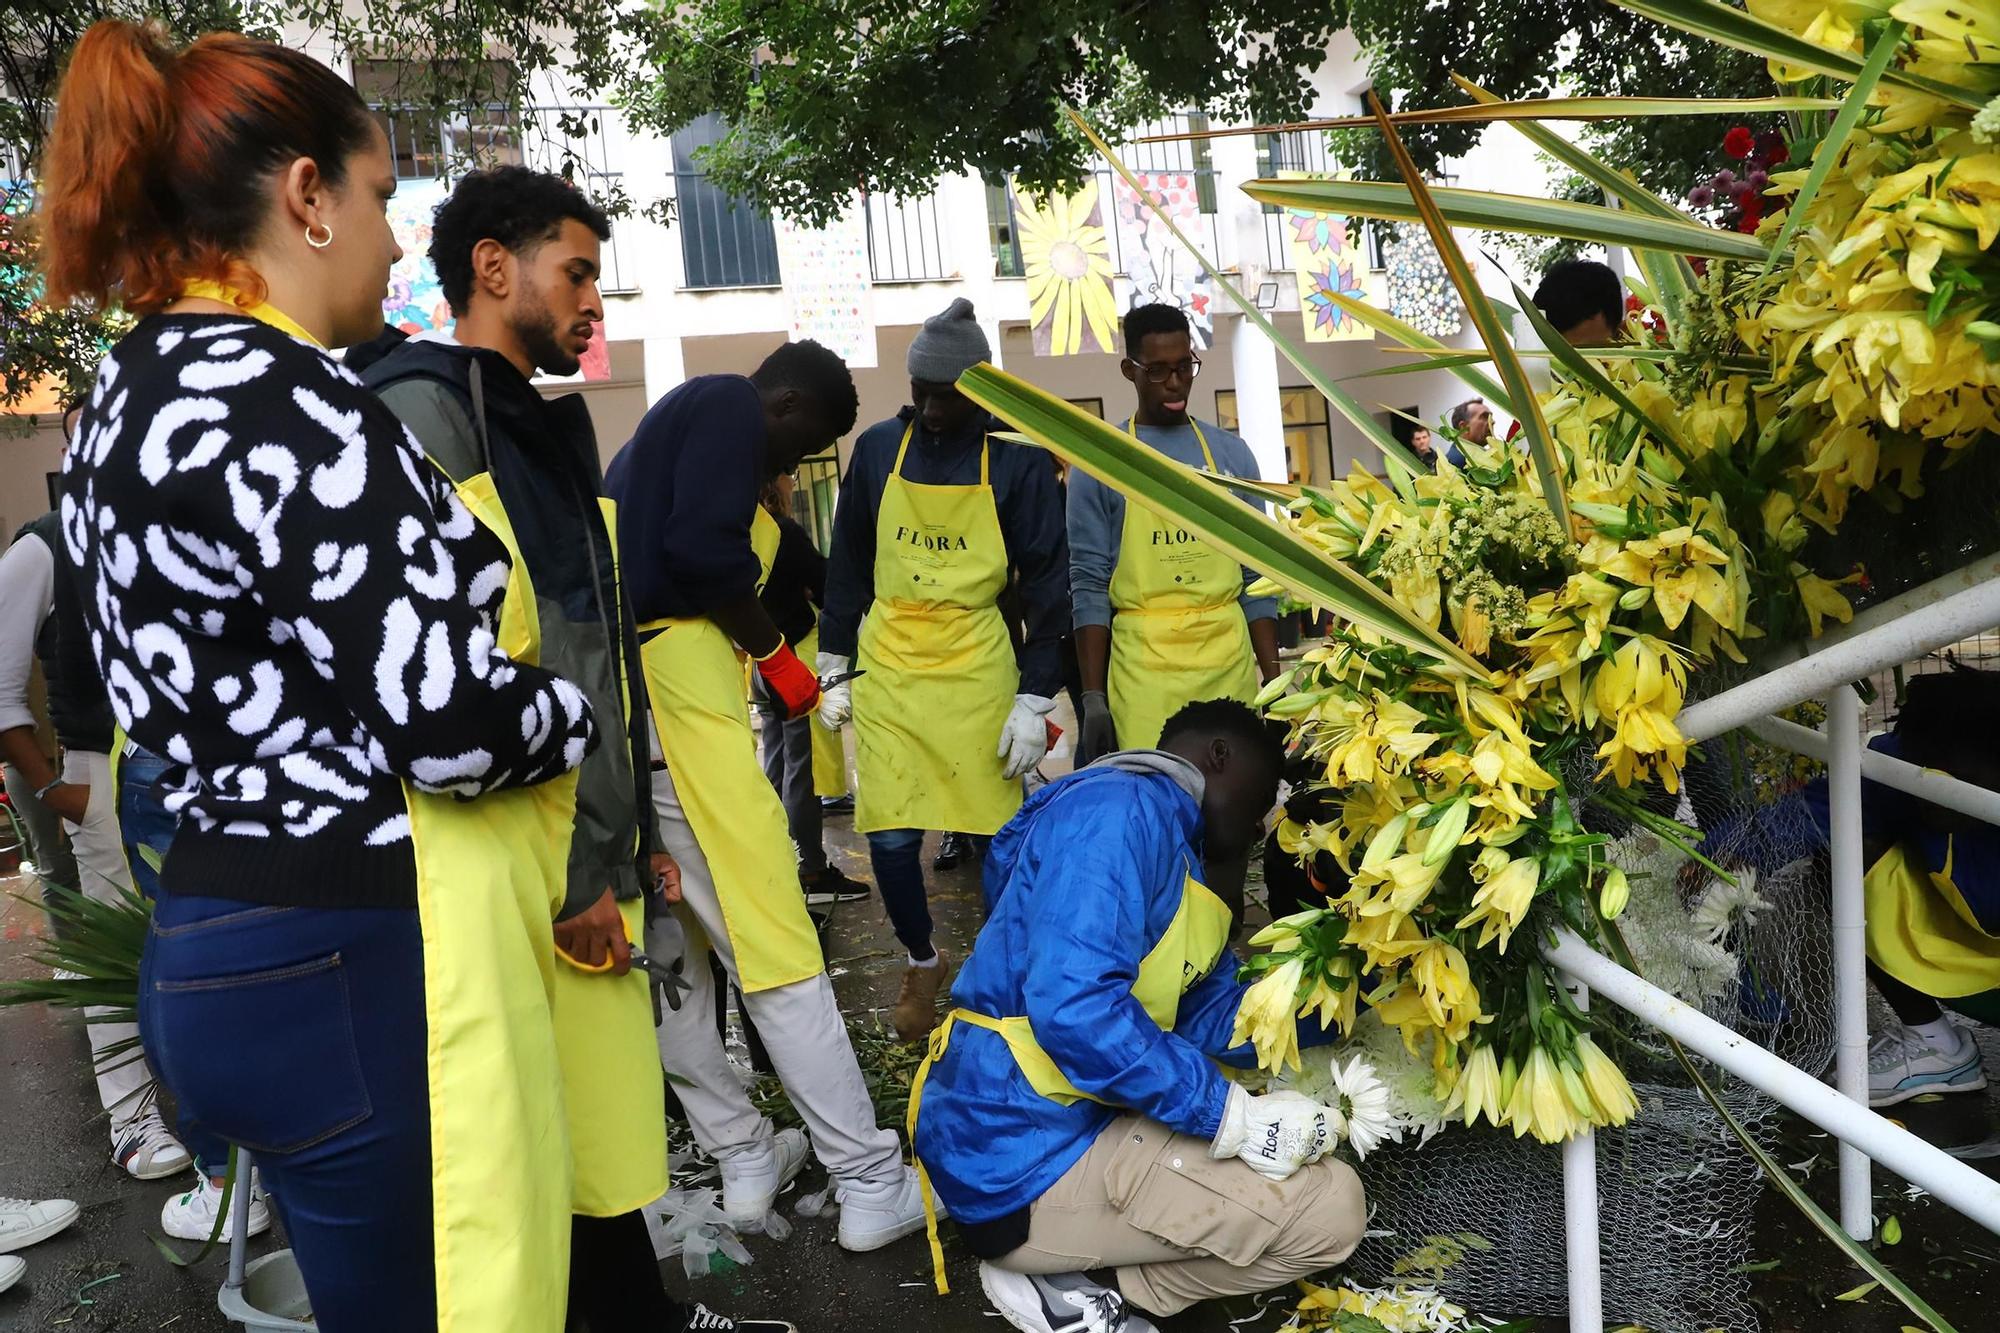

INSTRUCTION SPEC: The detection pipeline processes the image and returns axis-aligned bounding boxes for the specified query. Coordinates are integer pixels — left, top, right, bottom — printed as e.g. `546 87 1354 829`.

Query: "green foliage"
0 0 669 410
617 0 1344 226
1324 0 1775 207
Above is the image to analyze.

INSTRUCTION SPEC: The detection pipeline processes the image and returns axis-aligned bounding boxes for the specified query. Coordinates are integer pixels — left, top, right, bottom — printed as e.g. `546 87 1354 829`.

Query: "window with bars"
1215 386 1333 484
865 193 951 283
354 59 519 180
670 114 782 289
985 173 1025 278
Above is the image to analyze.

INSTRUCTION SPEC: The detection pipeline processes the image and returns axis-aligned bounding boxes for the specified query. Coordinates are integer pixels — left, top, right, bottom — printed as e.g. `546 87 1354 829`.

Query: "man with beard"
366 167 791 1333
1068 303 1279 766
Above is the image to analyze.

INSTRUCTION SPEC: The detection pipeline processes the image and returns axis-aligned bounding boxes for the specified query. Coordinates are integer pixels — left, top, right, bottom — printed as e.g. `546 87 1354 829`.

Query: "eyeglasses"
1131 357 1201 384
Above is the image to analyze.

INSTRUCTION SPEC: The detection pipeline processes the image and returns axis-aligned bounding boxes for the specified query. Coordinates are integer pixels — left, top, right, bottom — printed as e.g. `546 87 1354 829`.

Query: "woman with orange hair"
38 22 597 1330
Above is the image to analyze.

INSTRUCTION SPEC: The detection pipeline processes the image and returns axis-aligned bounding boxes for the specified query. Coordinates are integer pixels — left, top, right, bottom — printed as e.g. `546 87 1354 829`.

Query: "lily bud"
1599 866 1631 920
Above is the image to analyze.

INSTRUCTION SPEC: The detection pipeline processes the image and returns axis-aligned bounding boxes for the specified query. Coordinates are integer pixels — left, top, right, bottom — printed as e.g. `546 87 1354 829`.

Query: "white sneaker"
0 1254 23 1294
160 1173 271 1242
0 1197 79 1253
980 1263 1159 1333
835 1165 936 1252
719 1128 808 1230
1869 1022 1988 1107
111 1107 190 1181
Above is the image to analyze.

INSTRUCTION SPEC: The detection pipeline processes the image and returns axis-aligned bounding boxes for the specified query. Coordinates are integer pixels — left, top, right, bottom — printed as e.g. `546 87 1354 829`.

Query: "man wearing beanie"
818 298 1070 1042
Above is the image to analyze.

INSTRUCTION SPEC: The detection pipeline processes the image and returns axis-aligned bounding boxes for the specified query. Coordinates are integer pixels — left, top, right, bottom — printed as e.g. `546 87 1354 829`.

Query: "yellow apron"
1865 840 2000 999
852 425 1020 837
637 507 824 993
799 626 850 799
906 870 1234 1292
195 283 575 1330
1107 419 1260 751
549 497 668 1218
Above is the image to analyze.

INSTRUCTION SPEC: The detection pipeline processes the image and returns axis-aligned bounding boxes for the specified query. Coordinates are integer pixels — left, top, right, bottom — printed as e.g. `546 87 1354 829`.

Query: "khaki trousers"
992 1112 1366 1318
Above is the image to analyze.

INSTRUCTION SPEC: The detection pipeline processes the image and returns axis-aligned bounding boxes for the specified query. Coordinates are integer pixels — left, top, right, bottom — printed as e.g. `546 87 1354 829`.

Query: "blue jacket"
913 763 1268 1223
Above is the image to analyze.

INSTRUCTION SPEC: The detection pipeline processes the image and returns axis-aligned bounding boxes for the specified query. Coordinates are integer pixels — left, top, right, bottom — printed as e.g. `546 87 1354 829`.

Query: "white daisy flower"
1329 1053 1397 1159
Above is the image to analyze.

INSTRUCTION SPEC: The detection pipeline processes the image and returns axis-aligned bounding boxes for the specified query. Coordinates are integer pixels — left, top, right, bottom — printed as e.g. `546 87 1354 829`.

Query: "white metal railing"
1548 564 2000 1331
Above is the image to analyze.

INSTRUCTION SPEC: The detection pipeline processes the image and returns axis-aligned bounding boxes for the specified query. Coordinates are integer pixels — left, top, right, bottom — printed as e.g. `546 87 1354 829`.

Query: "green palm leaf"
1363 91 1571 535
960 366 1484 673
1131 96 1839 140
1449 73 1699 320
1608 0 1985 108
1241 178 1771 262
1063 107 1430 476
1321 292 1513 415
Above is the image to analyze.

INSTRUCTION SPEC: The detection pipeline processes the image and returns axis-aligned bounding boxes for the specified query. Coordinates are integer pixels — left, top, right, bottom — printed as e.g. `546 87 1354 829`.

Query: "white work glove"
816 652 853 729
996 693 1057 780
1209 1085 1339 1182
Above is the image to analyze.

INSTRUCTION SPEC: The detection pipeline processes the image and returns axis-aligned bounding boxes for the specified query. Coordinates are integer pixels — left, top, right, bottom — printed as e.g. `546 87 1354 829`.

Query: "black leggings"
1869 958 1945 1026
567 1210 684 1332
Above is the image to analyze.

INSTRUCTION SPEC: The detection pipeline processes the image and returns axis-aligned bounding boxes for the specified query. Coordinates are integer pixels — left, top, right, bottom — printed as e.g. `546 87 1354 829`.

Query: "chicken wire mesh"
1345 739 1836 1333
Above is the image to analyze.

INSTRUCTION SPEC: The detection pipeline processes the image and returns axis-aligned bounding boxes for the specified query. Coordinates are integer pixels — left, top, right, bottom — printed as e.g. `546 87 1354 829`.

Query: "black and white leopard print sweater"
62 312 597 908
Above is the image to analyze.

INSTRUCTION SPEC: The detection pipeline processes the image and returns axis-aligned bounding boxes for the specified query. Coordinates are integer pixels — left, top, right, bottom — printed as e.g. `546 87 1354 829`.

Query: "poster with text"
382 176 452 335
1013 180 1118 357
775 206 877 370
1111 171 1214 349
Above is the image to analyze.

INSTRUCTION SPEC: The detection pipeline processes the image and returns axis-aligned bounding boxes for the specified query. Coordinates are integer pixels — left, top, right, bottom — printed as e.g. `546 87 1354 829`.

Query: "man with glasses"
818 298 1069 1043
1068 303 1280 768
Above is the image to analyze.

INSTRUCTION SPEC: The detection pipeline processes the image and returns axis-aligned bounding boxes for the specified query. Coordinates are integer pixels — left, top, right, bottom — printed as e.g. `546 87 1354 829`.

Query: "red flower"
1723 126 1755 159
1736 196 1764 233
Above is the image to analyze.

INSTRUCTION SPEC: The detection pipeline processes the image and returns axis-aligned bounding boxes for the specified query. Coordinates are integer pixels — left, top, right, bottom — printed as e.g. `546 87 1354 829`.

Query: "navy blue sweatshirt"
605 375 767 623
819 409 1069 698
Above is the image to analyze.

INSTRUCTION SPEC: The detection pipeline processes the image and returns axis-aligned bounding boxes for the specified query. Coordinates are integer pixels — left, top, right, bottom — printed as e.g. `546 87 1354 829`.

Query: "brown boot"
891 949 951 1043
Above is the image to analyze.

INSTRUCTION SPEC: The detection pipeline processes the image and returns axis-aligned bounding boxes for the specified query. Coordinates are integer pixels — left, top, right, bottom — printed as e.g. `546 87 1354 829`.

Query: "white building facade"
2 30 1558 543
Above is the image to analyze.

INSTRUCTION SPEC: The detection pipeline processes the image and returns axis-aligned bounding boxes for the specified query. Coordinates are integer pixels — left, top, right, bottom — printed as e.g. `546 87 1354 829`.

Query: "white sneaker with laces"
0 1254 23 1294
160 1173 271 1242
718 1127 808 1231
1868 1022 1988 1107
834 1165 936 1252
980 1263 1159 1333
111 1107 190 1181
0 1197 78 1254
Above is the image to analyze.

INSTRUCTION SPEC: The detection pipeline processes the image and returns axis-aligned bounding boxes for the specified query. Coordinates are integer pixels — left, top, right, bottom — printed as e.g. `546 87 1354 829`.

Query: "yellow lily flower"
1441 1041 1505 1128
1231 957 1305 1073
1577 1035 1640 1125
1456 854 1541 953
1796 566 1859 637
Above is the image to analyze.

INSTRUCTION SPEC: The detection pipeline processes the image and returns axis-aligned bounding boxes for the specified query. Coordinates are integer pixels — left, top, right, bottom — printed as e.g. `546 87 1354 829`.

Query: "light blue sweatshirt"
1065 417 1279 630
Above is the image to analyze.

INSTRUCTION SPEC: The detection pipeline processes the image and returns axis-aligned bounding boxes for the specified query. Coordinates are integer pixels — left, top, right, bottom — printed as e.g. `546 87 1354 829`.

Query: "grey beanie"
907 298 991 383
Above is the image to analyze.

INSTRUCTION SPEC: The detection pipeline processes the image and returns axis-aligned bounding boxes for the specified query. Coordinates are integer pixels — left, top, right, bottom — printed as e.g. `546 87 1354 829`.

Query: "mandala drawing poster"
1111 171 1214 350
1013 180 1118 357
775 204 878 370
1279 170 1379 344
383 176 452 334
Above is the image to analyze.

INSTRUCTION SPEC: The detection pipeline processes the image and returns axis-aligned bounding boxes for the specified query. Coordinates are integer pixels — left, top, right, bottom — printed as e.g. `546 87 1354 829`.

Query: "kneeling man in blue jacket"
911 698 1364 1333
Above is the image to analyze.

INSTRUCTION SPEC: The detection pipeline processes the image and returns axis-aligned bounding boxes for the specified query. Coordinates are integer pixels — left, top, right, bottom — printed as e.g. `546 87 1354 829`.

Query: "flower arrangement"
1220 0 1999 1149
1688 124 1789 232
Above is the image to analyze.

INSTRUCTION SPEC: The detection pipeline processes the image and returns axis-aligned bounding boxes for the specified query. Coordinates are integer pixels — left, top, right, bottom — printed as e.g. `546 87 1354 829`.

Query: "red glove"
755 640 823 720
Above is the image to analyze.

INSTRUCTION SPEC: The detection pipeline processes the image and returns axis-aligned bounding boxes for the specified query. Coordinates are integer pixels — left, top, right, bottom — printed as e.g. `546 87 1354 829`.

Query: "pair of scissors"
559 934 691 1022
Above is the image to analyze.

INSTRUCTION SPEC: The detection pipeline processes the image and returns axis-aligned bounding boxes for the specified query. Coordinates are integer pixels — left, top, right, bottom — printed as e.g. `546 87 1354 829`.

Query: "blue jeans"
140 894 435 1331
119 749 230 1177
865 828 932 956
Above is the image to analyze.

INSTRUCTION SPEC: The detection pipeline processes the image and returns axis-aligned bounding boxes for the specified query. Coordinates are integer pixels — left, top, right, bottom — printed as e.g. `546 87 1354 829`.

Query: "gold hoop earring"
305 223 334 249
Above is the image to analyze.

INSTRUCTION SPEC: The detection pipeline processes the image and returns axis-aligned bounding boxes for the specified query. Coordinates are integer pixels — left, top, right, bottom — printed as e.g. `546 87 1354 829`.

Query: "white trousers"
648 764 903 1189
61 748 153 1124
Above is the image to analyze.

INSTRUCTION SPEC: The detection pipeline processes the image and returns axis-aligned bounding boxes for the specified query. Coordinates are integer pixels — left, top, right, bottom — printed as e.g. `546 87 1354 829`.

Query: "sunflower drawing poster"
1278 170 1378 344
1013 180 1118 357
